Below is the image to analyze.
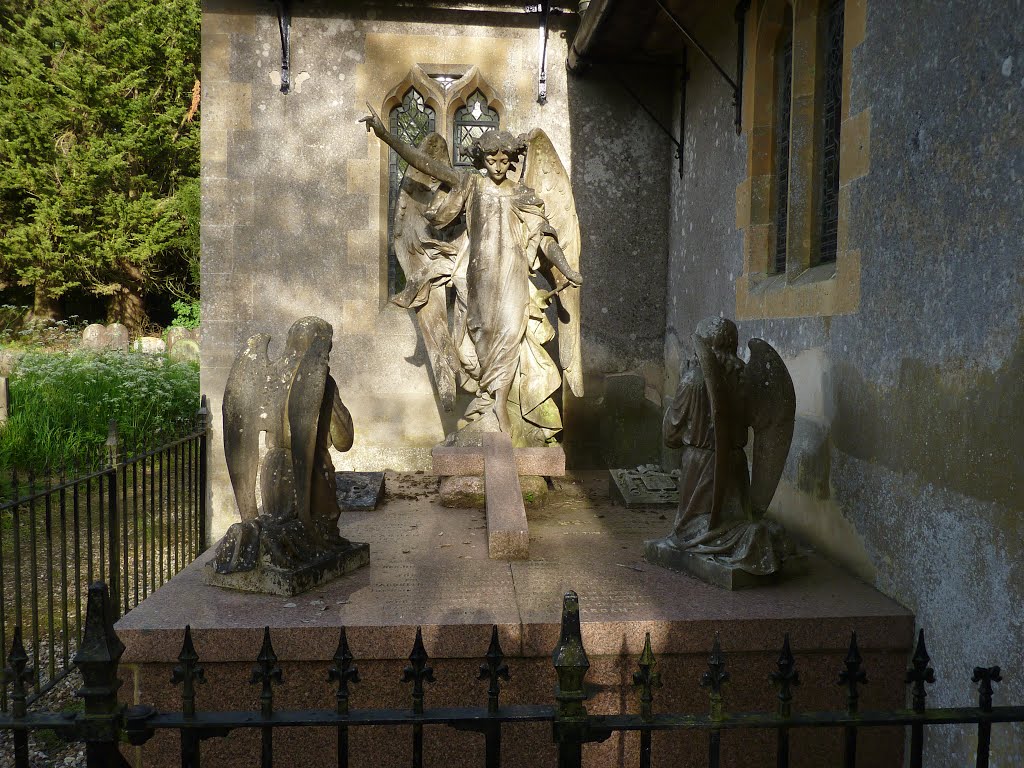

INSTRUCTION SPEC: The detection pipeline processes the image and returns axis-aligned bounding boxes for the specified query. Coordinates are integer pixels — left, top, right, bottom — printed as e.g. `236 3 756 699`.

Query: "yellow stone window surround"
735 0 869 319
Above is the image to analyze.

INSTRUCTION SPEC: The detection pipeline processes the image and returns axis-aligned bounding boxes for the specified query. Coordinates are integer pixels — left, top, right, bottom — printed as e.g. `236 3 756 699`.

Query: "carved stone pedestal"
643 538 807 590
203 541 369 596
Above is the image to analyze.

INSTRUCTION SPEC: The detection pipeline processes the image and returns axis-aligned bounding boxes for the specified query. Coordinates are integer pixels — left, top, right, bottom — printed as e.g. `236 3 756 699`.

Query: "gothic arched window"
453 90 500 167
816 0 845 265
382 68 503 297
772 6 794 275
387 88 436 292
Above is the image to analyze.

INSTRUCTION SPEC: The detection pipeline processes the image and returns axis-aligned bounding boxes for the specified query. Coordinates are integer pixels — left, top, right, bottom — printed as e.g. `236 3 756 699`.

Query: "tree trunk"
107 286 147 335
30 283 62 322
107 262 148 335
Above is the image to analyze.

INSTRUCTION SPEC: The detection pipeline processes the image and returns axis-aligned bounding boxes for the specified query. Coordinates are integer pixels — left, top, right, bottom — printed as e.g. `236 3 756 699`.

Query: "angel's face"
483 151 510 183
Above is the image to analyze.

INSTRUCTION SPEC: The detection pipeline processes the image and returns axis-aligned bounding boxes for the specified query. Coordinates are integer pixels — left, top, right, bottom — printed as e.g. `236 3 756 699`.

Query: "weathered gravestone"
134 336 166 354
81 323 109 350
164 326 191 351
168 338 200 364
334 471 385 511
105 323 130 351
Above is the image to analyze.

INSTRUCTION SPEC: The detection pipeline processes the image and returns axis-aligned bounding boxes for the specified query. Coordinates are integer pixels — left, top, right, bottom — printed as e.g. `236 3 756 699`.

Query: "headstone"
0 349 20 376
167 338 200 364
134 336 166 354
335 471 385 511
0 376 8 423
609 464 680 507
81 323 108 350
105 323 130 351
165 326 191 352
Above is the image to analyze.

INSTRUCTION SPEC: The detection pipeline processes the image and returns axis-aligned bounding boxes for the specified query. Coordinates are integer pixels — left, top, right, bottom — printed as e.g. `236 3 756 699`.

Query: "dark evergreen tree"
0 0 200 329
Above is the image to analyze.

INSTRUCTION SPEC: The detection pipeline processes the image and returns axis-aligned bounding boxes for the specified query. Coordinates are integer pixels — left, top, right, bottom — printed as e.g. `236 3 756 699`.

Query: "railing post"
172 625 206 768
328 627 359 768
478 625 510 768
3 627 33 765
553 591 589 768
632 632 662 768
251 627 282 768
972 665 1001 768
197 395 209 551
74 582 130 767
838 632 867 768
701 633 730 768
905 629 935 768
402 627 435 768
104 422 122 620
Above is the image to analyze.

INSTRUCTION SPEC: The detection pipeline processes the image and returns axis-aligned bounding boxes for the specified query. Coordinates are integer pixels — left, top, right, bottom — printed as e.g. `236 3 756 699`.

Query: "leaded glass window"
772 7 794 275
388 88 436 293
817 0 844 265
453 90 499 167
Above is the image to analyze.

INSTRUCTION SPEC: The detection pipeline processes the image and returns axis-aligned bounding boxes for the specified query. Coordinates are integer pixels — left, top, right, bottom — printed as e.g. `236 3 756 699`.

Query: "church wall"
665 1 1023 764
200 1 672 535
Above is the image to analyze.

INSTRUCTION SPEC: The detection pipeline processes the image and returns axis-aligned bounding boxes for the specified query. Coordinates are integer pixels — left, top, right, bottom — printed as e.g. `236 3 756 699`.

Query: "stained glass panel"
773 9 794 275
388 89 436 294
453 90 499 167
817 0 844 265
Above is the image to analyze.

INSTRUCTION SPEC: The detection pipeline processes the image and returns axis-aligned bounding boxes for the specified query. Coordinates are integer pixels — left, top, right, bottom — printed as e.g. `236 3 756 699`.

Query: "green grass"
0 349 200 473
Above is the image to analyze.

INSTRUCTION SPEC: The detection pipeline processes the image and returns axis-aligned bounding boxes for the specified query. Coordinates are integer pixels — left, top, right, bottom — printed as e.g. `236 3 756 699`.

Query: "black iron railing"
0 398 209 711
2 582 1021 768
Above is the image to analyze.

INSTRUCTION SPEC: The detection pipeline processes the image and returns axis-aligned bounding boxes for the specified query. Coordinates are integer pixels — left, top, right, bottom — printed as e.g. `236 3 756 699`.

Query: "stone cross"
432 434 565 560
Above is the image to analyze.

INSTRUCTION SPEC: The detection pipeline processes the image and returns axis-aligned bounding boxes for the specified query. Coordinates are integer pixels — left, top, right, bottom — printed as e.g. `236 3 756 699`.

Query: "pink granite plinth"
117 472 913 768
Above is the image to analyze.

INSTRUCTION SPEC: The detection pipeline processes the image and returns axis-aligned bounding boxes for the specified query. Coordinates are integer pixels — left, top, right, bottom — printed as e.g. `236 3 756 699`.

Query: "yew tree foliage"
0 0 200 320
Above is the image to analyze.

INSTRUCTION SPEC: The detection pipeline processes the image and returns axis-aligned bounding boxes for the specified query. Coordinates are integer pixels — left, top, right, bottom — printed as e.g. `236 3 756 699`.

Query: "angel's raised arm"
360 104 461 188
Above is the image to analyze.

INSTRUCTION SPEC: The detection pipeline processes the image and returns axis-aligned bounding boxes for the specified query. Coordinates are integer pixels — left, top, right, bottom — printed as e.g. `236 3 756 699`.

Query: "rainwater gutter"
566 0 617 73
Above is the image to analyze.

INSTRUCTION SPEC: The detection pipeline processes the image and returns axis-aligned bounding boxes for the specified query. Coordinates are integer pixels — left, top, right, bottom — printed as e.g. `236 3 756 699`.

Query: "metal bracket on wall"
526 2 570 104
613 71 684 177
272 0 292 94
679 47 689 178
650 0 750 135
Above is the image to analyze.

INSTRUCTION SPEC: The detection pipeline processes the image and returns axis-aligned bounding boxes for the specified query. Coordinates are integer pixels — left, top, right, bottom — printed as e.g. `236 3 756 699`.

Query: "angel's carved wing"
392 132 460 410
523 128 584 397
222 333 273 522
283 317 333 534
746 339 796 514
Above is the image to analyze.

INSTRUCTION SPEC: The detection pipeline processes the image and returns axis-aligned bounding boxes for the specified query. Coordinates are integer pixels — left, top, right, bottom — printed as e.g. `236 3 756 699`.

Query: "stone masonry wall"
200 0 672 536
665 1 1023 765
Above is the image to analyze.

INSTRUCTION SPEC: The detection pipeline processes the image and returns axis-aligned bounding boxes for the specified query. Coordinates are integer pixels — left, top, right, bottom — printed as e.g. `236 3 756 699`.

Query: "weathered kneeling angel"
644 317 801 588
206 316 368 595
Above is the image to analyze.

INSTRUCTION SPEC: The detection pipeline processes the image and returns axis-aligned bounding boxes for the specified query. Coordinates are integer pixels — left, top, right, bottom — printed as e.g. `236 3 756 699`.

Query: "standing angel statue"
362 106 583 446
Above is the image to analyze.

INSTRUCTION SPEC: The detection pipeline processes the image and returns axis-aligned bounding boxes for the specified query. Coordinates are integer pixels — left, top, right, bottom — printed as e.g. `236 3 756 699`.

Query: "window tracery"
382 67 502 296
